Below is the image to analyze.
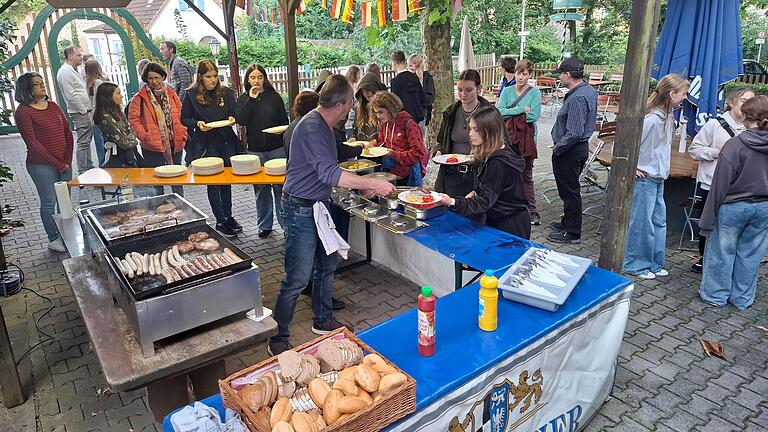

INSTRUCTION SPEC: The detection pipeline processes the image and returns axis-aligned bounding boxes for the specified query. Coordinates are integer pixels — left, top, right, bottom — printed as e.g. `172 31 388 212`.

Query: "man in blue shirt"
497 56 516 98
268 75 396 355
548 57 598 244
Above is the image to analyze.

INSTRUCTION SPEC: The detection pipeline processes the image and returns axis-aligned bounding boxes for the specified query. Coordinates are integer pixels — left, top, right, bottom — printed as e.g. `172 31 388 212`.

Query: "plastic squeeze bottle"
479 270 499 331
417 286 436 356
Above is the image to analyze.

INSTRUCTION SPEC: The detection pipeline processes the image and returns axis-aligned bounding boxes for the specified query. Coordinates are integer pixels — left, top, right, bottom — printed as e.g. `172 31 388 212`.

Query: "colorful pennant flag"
270 7 277 24
297 0 307 15
341 0 354 23
408 0 422 13
377 0 386 27
321 0 327 9
361 1 372 27
451 0 463 18
392 0 407 21
330 0 343 18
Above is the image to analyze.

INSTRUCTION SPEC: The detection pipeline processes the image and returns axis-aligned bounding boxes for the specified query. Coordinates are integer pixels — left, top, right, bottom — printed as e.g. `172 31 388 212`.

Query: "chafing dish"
338 159 379 175
379 186 413 210
350 202 391 222
405 203 448 220
331 188 369 210
375 212 428 234
363 171 399 184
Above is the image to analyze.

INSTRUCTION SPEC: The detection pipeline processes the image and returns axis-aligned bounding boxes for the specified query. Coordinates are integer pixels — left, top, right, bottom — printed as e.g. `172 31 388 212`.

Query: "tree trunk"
223 0 241 94
597 0 662 272
422 12 452 154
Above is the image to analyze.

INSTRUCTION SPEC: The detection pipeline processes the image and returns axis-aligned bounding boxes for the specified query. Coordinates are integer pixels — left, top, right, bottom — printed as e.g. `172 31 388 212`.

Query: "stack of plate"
153 165 188 178
191 157 225 176
264 158 287 176
231 154 261 175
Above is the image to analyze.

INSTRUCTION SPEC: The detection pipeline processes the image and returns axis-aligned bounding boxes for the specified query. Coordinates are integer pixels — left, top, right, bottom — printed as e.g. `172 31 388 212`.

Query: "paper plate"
262 125 289 134
191 157 225 169
230 154 261 164
398 190 441 206
343 140 370 147
153 165 188 178
433 153 472 165
264 158 287 175
205 119 234 129
361 147 390 158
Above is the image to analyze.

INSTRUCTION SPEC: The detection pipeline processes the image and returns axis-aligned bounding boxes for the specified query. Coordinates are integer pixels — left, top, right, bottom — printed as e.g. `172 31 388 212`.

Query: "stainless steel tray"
374 212 428 234
350 202 391 221
330 189 370 211
405 203 448 220
338 159 379 174
84 193 207 244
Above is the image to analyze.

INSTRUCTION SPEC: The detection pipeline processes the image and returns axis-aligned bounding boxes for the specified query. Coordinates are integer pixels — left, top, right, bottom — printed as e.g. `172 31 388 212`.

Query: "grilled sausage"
183 263 200 276
223 248 242 263
204 255 219 270
192 257 207 273
148 254 156 276
161 250 169 270
153 254 162 274
168 267 182 281
142 253 150 274
175 265 190 278
121 259 135 279
114 257 127 276
131 252 144 276
125 253 139 272
161 268 175 283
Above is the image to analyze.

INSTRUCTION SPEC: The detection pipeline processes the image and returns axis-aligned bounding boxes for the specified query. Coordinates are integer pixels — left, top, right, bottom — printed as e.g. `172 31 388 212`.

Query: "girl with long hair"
181 60 242 237
407 54 436 125
85 58 108 165
353 70 384 142
14 72 73 252
438 107 530 239
687 87 755 272
698 96 768 309
623 74 690 280
93 83 141 168
236 64 288 238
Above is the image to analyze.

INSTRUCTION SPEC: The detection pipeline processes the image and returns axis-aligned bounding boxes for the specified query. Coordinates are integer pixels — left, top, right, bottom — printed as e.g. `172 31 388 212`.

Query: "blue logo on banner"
488 383 509 432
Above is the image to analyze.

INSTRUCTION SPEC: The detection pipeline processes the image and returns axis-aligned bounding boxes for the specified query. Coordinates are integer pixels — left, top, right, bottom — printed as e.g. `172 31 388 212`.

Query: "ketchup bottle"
417 286 436 356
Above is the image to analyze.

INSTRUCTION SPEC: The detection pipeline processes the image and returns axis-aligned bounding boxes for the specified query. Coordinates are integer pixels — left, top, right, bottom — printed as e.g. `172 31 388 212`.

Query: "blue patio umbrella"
651 0 743 137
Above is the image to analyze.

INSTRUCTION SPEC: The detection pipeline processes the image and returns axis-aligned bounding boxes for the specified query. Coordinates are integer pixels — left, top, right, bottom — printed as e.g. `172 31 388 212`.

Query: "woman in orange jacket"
128 61 188 196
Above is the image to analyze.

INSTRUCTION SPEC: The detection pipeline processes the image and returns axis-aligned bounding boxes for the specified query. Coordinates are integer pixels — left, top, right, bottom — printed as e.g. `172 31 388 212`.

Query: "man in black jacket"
389 51 426 123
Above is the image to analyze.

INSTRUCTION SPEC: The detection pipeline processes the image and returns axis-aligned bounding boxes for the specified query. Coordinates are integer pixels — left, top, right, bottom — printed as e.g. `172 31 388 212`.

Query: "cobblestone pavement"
1 112 767 431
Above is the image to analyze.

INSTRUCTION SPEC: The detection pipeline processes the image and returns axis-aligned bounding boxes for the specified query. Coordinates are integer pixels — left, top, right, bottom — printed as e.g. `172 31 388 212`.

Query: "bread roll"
371 391 382 402
290 412 317 432
264 371 279 406
270 397 292 427
239 383 265 412
372 363 398 376
338 366 357 382
338 396 368 414
308 378 332 407
363 353 386 366
354 363 381 393
253 407 272 430
332 378 358 396
272 421 295 432
357 389 373 405
379 372 407 395
323 389 344 425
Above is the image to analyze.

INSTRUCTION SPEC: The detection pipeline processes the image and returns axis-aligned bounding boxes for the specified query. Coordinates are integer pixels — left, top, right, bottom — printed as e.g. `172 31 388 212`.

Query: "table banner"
388 286 632 432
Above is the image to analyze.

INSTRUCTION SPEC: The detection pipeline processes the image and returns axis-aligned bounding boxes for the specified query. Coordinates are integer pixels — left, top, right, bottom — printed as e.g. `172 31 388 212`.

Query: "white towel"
313 201 350 259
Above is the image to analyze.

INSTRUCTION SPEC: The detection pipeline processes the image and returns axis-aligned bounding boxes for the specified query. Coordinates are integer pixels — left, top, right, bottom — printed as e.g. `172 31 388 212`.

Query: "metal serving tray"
338 159 379 175
330 188 369 211
374 212 428 234
104 224 252 301
84 193 207 244
404 203 448 220
350 202 391 222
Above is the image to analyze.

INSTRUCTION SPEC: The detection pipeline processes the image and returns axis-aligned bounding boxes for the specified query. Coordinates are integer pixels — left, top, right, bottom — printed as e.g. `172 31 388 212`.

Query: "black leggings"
693 185 710 256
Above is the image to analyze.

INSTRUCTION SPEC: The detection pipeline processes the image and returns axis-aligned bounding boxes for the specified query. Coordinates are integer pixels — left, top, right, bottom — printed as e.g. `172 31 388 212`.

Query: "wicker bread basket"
219 327 416 431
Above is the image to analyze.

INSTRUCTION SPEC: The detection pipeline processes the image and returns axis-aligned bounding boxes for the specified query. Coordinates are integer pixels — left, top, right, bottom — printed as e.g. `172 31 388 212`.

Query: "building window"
178 0 204 11
90 39 103 64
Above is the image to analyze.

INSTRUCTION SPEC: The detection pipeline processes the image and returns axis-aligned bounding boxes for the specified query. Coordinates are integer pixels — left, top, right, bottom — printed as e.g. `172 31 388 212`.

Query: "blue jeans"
250 148 285 230
699 201 768 309
271 199 336 343
26 164 72 241
93 125 105 167
623 177 666 274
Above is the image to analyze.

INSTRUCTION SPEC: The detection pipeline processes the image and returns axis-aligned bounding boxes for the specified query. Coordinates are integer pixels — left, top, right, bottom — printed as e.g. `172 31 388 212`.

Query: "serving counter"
68 167 285 187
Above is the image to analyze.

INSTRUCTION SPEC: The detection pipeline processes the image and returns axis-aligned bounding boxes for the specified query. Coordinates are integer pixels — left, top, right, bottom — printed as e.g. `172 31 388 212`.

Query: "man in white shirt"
56 46 94 173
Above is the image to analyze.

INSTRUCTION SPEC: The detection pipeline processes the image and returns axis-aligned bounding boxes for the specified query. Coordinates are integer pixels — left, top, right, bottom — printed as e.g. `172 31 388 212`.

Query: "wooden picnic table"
69 167 285 187
592 134 698 178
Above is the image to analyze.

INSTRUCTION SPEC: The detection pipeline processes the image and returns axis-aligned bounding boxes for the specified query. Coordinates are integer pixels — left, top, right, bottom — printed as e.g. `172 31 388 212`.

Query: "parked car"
743 59 768 82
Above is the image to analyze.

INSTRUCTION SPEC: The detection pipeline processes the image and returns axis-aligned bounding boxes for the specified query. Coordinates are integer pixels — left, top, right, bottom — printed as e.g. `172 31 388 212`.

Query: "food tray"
338 159 379 174
219 327 416 432
404 203 447 220
84 193 207 244
104 223 252 300
498 247 591 311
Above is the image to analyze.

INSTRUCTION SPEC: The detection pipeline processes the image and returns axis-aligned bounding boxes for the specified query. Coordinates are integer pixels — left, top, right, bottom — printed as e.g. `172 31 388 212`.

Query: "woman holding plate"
438 107 530 239
181 60 242 237
236 64 288 238
434 69 494 198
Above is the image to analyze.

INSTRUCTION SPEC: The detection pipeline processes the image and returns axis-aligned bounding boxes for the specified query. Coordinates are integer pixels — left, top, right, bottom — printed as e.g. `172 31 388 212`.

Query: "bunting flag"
296 0 307 15
361 1 372 27
330 0 343 18
321 0 327 9
451 0 463 18
377 0 386 27
235 0 245 9
407 0 422 13
392 0 407 21
341 0 354 23
271 7 277 24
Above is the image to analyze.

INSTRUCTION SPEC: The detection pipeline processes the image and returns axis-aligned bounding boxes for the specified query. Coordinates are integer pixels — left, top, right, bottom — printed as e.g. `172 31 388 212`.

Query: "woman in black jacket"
182 60 243 237
236 64 289 238
438 107 530 239
408 54 436 126
93 83 142 168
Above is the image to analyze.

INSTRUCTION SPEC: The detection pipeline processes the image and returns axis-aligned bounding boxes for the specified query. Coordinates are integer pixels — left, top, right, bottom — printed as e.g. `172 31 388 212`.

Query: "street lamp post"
209 38 221 67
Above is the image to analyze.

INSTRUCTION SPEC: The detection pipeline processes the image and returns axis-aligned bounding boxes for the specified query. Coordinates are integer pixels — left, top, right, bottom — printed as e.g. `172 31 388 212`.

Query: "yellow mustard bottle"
478 269 498 331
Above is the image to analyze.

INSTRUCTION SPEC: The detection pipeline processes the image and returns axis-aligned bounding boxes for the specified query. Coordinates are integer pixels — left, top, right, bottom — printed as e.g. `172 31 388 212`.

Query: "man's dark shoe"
549 221 565 231
530 212 541 226
691 258 703 273
547 230 581 244
227 217 243 233
312 317 354 335
216 223 238 238
258 229 272 238
267 340 293 356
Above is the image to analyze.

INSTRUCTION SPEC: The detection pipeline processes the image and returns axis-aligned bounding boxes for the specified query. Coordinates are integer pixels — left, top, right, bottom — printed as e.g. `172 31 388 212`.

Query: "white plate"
343 140 370 147
397 190 441 205
205 119 235 129
361 147 390 157
153 165 188 178
262 125 289 134
433 153 472 165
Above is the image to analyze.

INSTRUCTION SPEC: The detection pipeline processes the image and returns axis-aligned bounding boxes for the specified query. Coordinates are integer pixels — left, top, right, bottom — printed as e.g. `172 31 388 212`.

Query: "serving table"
69 167 285 187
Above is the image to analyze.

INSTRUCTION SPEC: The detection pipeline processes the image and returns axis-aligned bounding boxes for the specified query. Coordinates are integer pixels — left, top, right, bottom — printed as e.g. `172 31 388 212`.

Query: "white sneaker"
637 271 656 280
47 238 66 253
654 269 669 277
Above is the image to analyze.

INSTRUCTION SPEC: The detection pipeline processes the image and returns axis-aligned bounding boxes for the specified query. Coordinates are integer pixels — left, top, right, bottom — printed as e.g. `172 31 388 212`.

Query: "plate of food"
343 139 371 147
262 125 289 134
398 190 441 206
338 159 378 173
433 153 472 165
361 146 389 157
204 119 235 129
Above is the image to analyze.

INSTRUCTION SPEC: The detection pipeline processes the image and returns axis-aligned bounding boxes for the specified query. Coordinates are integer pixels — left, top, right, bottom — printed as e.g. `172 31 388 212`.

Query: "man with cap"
547 57 597 244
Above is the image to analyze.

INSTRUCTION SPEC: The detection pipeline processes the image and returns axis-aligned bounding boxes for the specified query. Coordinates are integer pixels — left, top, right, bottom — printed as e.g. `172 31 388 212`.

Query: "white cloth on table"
313 201 350 259
170 402 247 432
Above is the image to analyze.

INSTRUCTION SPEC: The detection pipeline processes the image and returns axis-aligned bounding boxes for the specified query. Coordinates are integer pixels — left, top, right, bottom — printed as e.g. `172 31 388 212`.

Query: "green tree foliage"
1 0 46 25
741 8 768 61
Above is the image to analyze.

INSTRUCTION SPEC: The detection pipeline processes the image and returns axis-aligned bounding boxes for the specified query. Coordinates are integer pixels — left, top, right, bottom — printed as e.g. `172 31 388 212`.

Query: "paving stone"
660 409 707 431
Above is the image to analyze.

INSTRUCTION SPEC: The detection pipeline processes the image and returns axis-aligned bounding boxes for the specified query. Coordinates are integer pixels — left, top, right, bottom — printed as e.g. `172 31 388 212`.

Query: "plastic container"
478 270 499 332
120 175 134 202
417 286 436 356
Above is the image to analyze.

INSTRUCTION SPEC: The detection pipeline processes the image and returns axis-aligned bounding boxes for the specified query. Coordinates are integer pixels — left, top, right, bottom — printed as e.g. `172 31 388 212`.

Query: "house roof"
125 0 164 29
84 23 117 33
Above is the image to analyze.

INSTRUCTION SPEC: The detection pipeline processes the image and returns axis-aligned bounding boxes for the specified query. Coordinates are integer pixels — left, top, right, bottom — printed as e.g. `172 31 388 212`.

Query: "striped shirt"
551 81 597 156
15 102 74 172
